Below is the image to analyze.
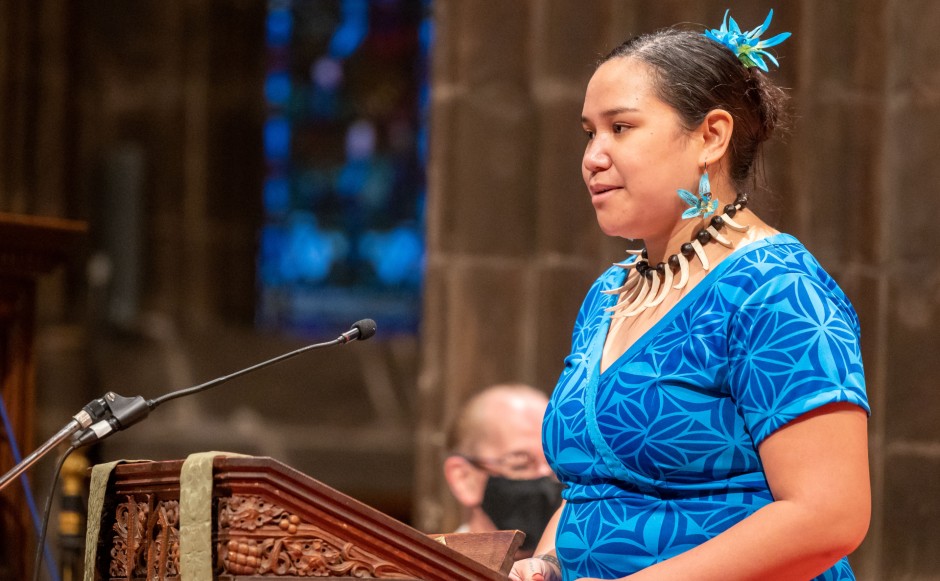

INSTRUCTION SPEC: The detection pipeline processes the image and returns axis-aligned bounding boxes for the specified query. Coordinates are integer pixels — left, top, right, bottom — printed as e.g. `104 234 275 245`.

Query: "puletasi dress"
543 234 869 581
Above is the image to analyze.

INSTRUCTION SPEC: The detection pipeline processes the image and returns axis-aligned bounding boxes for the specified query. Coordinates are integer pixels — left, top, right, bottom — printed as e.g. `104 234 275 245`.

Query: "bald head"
446 383 549 458
443 384 555 536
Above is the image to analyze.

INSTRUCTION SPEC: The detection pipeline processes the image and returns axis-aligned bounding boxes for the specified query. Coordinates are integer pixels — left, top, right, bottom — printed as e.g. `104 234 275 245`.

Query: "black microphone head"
353 319 377 341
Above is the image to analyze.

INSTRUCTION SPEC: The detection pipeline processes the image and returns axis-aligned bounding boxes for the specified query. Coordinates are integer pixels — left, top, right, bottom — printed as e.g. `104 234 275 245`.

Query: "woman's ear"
443 455 486 508
699 108 734 165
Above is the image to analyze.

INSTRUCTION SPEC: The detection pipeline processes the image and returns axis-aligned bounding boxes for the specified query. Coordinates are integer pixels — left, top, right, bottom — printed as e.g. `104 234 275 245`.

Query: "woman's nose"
583 137 611 173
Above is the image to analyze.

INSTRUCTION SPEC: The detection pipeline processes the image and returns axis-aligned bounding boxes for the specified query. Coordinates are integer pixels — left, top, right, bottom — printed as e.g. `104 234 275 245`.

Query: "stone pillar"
869 2 940 579
415 2 940 580
790 3 887 579
414 0 625 534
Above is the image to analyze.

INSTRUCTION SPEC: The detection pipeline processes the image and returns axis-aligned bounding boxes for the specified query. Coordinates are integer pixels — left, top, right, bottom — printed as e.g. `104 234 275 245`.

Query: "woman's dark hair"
601 28 789 192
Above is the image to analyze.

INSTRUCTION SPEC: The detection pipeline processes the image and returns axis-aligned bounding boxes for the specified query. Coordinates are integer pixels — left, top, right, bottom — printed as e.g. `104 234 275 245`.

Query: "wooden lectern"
0 213 87 579
89 456 523 580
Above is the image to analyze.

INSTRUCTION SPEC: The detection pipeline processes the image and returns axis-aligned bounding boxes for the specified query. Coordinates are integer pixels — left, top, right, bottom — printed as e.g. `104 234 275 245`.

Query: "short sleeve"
728 272 870 447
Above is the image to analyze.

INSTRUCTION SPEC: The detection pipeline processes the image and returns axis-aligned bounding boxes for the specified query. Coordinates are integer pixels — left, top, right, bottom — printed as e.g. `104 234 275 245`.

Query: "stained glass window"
258 0 431 337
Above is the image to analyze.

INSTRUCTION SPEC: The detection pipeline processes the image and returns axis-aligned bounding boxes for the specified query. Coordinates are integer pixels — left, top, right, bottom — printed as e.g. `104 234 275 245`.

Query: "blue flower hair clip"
704 9 791 72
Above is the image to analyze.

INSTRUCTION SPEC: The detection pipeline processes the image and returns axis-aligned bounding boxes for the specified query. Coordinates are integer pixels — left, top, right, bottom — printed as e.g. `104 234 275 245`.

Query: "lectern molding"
90 455 521 580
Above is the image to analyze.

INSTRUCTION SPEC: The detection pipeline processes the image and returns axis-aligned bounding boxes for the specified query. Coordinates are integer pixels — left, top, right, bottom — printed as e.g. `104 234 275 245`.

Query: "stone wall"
414 1 940 579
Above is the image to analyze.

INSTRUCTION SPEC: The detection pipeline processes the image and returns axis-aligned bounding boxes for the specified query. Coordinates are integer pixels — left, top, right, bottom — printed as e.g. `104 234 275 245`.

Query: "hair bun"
746 68 790 145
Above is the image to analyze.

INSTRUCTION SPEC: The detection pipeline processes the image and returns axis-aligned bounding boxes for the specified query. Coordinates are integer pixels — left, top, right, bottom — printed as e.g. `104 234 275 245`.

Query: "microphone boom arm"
150 336 344 408
0 319 376 487
72 319 375 447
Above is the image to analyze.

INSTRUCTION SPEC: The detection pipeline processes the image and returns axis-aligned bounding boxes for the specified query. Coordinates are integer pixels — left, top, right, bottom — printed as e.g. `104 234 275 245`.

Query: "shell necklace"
604 193 751 317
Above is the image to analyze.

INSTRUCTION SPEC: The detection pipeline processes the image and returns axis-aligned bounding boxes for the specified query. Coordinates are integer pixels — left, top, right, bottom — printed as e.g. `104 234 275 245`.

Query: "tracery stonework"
218 494 413 578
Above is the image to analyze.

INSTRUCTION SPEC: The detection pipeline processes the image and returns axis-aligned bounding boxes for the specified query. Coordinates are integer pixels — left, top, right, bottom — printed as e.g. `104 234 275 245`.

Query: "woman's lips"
590 184 621 196
590 185 621 204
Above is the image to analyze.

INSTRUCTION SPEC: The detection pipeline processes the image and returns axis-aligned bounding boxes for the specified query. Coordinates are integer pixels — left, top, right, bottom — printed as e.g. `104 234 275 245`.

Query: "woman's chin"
594 217 636 239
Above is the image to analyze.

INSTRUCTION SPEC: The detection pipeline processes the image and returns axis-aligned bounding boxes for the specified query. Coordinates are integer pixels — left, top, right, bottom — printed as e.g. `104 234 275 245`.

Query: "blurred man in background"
443 384 562 557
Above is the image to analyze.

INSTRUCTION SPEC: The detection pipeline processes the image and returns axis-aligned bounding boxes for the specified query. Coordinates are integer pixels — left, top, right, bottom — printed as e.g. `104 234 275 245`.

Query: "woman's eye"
584 130 595 140
613 124 630 134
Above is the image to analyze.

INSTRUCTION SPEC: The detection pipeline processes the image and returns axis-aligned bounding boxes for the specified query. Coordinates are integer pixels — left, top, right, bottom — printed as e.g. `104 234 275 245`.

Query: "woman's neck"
641 183 745 262
643 219 703 264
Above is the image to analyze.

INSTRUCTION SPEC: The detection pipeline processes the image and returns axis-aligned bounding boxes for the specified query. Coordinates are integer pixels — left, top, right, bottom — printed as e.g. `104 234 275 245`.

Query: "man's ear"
698 108 734 166
443 455 486 508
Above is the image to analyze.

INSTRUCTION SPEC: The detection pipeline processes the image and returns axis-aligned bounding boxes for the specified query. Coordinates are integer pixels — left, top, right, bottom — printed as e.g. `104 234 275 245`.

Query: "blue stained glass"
335 159 369 199
285 216 348 283
360 226 424 286
259 0 430 337
264 176 291 213
259 225 288 284
415 112 428 166
329 0 370 58
345 120 377 159
294 168 332 206
418 13 433 52
263 116 291 161
266 9 294 46
416 188 426 224
264 71 292 106
308 85 340 119
312 57 343 89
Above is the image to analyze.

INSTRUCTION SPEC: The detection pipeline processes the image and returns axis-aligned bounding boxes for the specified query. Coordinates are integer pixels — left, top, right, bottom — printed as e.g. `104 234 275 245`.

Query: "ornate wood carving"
109 495 180 579
96 456 520 580
110 495 148 577
218 494 412 578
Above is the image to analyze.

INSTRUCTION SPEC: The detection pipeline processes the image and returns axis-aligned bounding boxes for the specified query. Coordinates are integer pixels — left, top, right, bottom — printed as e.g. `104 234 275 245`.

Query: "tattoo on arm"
535 553 561 571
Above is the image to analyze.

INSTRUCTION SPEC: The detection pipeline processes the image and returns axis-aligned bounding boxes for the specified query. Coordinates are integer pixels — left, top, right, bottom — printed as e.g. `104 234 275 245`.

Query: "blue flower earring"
678 163 718 220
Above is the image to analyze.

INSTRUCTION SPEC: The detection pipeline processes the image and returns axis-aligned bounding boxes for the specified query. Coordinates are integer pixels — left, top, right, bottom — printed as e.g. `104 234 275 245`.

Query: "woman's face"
581 57 702 241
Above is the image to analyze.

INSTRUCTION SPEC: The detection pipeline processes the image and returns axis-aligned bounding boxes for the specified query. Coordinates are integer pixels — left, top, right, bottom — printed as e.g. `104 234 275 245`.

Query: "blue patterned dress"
543 234 869 580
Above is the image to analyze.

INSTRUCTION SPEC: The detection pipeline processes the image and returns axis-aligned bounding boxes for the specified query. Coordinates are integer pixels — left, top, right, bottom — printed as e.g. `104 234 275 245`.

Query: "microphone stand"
0 318 376 491
0 399 106 492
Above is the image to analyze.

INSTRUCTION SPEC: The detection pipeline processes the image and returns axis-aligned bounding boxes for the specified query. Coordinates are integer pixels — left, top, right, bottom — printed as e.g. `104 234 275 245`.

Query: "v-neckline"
596 233 795 377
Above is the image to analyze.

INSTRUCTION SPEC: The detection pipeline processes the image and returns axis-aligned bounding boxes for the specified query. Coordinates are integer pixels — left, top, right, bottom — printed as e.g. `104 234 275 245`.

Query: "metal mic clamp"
70 392 153 448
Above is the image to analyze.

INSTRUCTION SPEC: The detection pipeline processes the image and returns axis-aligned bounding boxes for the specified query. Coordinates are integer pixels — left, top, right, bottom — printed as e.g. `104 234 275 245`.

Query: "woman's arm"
583 402 870 581
533 500 564 556
510 501 566 581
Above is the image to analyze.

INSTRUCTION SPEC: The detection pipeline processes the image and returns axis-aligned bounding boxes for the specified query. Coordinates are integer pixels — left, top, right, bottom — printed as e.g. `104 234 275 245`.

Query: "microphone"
68 319 377 448
339 318 377 343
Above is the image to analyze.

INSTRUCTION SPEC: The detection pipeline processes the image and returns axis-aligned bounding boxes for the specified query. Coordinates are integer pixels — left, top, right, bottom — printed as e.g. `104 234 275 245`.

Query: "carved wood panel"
101 457 512 581
106 493 415 579
109 495 180 580
218 494 412 578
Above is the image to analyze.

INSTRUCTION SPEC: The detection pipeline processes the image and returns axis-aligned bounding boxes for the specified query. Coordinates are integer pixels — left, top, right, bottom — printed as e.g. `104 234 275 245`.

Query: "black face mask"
480 476 564 552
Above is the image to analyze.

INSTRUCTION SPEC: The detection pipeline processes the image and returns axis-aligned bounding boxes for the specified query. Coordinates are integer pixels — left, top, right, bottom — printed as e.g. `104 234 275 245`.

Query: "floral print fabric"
544 234 869 580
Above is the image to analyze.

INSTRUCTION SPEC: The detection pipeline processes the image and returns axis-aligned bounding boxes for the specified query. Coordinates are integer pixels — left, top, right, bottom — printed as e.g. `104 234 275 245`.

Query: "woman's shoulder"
723 232 858 323
726 232 835 284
